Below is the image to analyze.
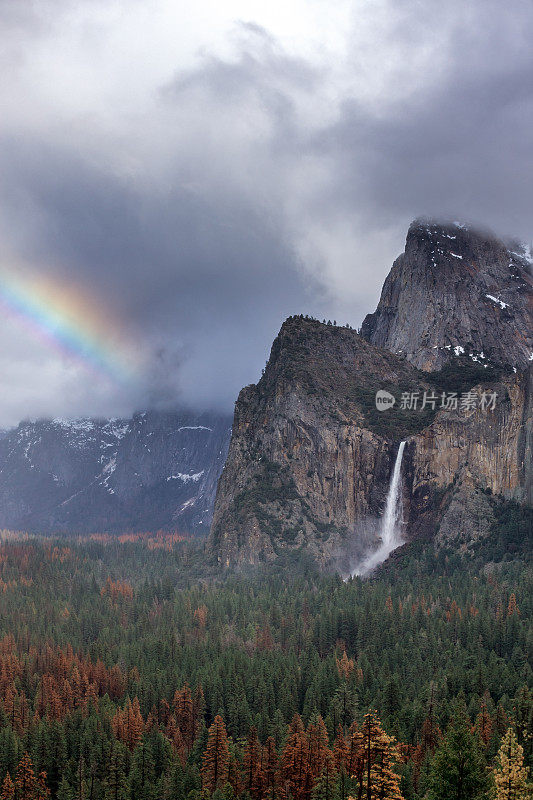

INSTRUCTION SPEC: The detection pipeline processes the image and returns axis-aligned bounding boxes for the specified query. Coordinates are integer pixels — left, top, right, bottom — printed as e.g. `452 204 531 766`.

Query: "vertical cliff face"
361 220 533 372
209 317 435 568
399 365 532 557
209 219 532 569
408 366 532 507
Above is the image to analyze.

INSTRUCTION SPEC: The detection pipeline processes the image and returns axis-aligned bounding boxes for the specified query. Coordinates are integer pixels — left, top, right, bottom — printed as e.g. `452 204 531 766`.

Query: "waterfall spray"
352 440 406 576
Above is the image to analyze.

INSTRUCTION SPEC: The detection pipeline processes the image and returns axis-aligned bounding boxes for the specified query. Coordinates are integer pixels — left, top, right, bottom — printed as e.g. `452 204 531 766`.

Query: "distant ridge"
0 410 231 535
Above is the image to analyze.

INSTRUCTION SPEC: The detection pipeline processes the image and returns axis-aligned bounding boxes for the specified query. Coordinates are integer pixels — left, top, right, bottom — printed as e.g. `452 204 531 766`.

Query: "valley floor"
0 532 530 799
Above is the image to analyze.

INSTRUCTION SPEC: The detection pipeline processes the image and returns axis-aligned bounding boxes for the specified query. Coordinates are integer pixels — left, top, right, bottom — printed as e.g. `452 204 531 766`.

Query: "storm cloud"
0 0 531 426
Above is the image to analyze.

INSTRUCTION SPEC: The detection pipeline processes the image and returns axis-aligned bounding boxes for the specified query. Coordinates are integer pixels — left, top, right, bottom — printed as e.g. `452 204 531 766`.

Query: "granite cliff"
209 220 532 569
361 219 533 372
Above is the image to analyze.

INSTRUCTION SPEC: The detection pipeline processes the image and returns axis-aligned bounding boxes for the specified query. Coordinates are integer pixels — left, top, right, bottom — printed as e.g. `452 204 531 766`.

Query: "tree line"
0 535 529 799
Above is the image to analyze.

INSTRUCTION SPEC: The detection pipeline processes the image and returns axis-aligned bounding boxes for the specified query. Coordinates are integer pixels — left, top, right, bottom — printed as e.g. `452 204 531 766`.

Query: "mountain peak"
361 219 533 372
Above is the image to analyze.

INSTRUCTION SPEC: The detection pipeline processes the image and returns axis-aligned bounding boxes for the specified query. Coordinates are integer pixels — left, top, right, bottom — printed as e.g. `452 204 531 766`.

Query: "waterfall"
352 441 406 576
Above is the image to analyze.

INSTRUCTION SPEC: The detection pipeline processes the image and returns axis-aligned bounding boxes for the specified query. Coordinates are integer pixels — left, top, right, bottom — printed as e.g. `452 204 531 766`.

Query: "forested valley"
0 533 530 800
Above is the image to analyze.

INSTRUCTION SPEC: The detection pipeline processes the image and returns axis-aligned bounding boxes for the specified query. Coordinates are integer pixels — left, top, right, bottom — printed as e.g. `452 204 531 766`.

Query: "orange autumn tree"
35 773 50 800
242 726 264 799
193 604 208 638
0 639 126 729
263 736 280 800
101 577 133 603
0 774 14 800
507 592 520 617
336 651 355 682
350 712 404 800
15 753 38 800
475 694 494 749
493 727 530 800
347 720 365 792
201 715 230 795
281 713 309 800
112 696 144 750
166 716 187 765
307 715 331 782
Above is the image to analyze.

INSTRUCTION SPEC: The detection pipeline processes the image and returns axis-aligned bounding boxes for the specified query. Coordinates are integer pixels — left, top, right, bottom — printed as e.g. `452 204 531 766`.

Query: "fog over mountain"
0 0 532 426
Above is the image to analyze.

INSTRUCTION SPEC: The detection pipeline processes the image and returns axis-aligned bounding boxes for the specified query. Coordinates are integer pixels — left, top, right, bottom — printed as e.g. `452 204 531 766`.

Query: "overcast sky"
0 0 532 426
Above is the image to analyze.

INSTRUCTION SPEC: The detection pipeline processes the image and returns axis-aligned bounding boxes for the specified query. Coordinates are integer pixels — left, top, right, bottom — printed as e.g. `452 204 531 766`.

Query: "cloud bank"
0 0 531 426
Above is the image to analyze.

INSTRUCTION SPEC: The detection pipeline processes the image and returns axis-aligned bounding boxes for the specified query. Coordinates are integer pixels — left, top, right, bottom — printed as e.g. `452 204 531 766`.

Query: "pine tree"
312 751 338 800
174 685 196 752
201 715 230 795
104 744 128 800
493 727 530 800
0 774 14 800
333 727 349 800
357 712 404 800
263 737 280 800
35 772 50 800
307 715 331 781
55 777 73 800
476 695 494 750
0 731 17 793
420 683 441 755
129 740 156 800
332 682 357 734
227 745 244 798
38 719 67 798
513 686 533 770
15 753 38 800
428 699 489 800
242 726 263 799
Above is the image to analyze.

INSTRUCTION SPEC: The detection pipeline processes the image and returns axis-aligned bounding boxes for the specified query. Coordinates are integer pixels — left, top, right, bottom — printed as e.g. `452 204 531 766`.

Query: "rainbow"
0 267 143 383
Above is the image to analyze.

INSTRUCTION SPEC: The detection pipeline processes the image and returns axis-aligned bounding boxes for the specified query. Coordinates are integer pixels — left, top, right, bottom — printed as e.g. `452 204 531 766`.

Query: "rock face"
409 366 532 507
209 317 431 569
361 219 533 372
0 411 231 534
209 219 532 569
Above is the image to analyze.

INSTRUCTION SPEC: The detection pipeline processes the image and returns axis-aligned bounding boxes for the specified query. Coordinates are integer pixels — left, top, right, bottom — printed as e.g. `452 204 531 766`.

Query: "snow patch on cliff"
486 294 509 310
166 471 204 482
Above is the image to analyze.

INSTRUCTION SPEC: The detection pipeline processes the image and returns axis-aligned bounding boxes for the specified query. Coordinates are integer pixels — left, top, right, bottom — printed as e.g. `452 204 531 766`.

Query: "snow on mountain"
0 410 231 535
362 219 533 372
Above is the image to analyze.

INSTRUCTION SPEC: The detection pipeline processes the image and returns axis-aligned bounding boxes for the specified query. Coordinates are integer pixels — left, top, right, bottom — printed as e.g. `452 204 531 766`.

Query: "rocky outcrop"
408 366 532 507
362 219 533 372
209 317 430 568
0 410 231 534
209 219 532 570
400 364 532 556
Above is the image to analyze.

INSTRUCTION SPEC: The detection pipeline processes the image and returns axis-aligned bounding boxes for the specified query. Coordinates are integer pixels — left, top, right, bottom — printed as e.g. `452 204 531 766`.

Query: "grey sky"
0 0 531 426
